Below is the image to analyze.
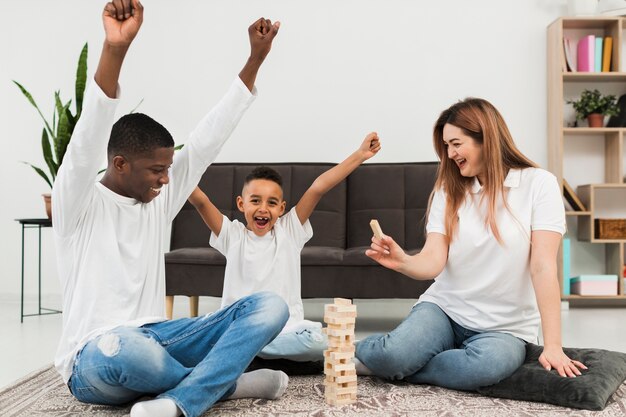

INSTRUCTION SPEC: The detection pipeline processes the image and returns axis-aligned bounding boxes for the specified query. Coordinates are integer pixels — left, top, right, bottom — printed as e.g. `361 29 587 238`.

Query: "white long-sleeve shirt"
52 78 255 383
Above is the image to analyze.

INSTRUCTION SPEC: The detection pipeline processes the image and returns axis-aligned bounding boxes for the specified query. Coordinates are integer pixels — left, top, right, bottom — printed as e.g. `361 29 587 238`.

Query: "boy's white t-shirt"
210 207 316 333
420 168 566 343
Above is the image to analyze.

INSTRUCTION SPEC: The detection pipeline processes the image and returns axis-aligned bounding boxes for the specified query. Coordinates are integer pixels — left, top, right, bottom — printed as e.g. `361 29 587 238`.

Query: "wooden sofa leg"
166 295 174 320
190 296 199 317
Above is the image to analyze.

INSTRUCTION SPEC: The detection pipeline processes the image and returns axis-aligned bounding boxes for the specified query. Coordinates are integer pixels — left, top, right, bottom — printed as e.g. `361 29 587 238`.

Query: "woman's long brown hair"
431 98 537 244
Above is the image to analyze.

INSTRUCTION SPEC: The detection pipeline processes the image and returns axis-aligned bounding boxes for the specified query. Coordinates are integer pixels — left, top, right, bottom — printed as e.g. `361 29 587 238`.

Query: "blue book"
562 238 571 295
595 37 603 72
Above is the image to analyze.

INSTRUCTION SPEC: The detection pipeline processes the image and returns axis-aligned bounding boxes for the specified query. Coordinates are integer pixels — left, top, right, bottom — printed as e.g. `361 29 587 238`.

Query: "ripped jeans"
68 292 288 417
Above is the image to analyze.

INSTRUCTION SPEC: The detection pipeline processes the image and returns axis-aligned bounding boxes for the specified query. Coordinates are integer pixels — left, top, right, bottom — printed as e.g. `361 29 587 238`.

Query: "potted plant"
568 89 619 128
14 43 88 218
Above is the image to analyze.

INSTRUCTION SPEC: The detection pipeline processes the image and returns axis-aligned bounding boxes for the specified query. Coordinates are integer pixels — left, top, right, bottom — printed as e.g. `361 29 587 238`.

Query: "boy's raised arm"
295 132 381 224
95 0 144 97
238 18 280 92
189 187 225 236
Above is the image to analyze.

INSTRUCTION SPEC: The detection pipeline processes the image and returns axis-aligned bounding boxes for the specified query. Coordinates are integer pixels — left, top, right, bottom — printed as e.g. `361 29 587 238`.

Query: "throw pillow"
477 343 626 410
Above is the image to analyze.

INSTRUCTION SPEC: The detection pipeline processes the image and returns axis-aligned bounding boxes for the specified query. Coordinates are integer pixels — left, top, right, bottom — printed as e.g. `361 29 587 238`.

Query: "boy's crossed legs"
257 322 327 362
69 292 289 417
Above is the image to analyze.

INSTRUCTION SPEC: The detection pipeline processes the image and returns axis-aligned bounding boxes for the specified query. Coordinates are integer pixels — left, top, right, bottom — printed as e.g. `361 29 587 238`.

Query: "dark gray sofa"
165 162 439 317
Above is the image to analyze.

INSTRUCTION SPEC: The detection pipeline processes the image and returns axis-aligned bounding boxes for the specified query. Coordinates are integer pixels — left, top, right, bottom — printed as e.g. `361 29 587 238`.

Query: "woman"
355 98 586 390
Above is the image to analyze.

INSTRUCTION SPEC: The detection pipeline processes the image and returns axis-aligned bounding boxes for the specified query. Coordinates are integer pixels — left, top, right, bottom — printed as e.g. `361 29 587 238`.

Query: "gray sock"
354 357 374 376
228 369 289 400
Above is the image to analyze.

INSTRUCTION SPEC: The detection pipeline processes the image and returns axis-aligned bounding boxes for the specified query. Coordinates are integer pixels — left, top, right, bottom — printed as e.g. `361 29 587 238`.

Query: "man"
52 1 288 416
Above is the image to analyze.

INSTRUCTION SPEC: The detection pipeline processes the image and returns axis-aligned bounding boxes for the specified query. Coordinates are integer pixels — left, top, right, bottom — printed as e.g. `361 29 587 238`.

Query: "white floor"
2 295 626 390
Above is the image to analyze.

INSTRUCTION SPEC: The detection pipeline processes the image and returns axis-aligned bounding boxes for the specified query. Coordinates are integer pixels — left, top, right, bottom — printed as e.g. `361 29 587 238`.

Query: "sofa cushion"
300 247 344 266
477 343 626 411
165 247 225 265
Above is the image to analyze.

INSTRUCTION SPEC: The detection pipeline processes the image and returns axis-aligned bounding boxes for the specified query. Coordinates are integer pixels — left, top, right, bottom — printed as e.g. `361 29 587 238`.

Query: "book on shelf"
594 37 603 72
563 37 576 72
563 179 586 211
570 275 618 296
602 36 612 72
577 35 595 72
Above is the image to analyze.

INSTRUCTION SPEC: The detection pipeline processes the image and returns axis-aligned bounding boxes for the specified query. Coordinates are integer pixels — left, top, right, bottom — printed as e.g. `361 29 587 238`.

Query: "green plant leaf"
75 43 88 116
15 42 88 188
21 162 53 189
174 144 185 151
13 81 54 138
41 128 57 180
58 104 74 166
56 103 71 166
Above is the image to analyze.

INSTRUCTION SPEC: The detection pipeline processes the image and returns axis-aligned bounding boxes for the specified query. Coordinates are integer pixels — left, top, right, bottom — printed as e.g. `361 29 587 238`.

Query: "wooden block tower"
323 297 357 406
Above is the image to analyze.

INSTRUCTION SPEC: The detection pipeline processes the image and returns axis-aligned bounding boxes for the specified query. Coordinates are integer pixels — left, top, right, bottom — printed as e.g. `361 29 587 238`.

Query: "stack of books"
563 35 612 72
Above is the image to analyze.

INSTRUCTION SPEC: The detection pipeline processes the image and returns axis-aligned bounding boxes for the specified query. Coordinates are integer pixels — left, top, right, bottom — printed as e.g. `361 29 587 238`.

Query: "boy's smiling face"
237 179 286 236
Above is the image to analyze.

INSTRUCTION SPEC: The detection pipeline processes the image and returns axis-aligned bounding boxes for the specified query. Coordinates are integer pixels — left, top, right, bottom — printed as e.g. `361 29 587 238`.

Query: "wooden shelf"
562 72 626 82
565 211 591 216
563 127 625 134
564 295 626 300
549 17 626 303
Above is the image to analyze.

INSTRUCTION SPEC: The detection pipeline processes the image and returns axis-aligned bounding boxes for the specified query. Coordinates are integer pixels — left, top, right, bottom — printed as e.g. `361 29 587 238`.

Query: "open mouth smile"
254 216 270 228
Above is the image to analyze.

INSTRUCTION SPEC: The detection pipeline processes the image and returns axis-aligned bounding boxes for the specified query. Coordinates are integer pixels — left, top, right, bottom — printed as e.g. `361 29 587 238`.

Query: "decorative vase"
587 113 604 128
42 193 52 219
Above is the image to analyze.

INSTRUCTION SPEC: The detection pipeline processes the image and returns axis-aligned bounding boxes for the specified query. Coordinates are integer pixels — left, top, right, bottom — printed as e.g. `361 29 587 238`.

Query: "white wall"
0 0 568 301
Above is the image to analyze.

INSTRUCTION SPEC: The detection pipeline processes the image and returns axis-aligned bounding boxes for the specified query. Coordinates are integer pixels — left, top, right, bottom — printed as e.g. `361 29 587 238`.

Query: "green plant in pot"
14 43 88 219
568 89 619 128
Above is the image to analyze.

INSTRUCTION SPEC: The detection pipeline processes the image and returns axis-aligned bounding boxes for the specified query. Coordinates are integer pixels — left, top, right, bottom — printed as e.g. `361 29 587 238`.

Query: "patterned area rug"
1 366 626 417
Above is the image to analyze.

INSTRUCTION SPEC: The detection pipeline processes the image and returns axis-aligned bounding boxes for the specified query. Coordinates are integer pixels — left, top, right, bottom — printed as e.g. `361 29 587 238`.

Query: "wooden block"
326 327 354 337
370 219 384 239
325 385 358 396
325 362 355 372
325 304 357 314
324 315 356 325
334 298 353 305
324 350 354 361
324 304 356 313
326 373 357 384
325 381 357 391
324 363 356 377
324 345 355 355
325 393 357 406
327 338 354 349
325 356 353 366
324 311 357 320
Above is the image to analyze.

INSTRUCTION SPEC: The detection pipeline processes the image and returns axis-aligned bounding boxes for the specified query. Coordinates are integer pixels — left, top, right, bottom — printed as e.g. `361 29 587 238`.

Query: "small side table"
16 218 62 322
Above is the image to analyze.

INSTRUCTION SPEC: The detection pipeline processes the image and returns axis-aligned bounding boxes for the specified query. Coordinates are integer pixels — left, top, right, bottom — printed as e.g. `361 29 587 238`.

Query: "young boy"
189 133 381 363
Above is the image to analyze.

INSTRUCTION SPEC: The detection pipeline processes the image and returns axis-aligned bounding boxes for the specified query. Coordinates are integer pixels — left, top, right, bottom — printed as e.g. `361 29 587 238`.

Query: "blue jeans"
68 292 288 417
356 302 526 391
258 323 327 362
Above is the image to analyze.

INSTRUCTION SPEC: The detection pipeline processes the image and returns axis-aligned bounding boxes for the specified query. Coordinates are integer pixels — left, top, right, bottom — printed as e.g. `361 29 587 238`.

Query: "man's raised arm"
238 18 280 92
95 0 144 97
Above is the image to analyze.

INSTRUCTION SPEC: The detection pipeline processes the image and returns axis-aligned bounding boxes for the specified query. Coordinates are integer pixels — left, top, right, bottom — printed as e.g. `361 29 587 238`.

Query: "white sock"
354 357 374 376
228 369 289 400
130 398 182 417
